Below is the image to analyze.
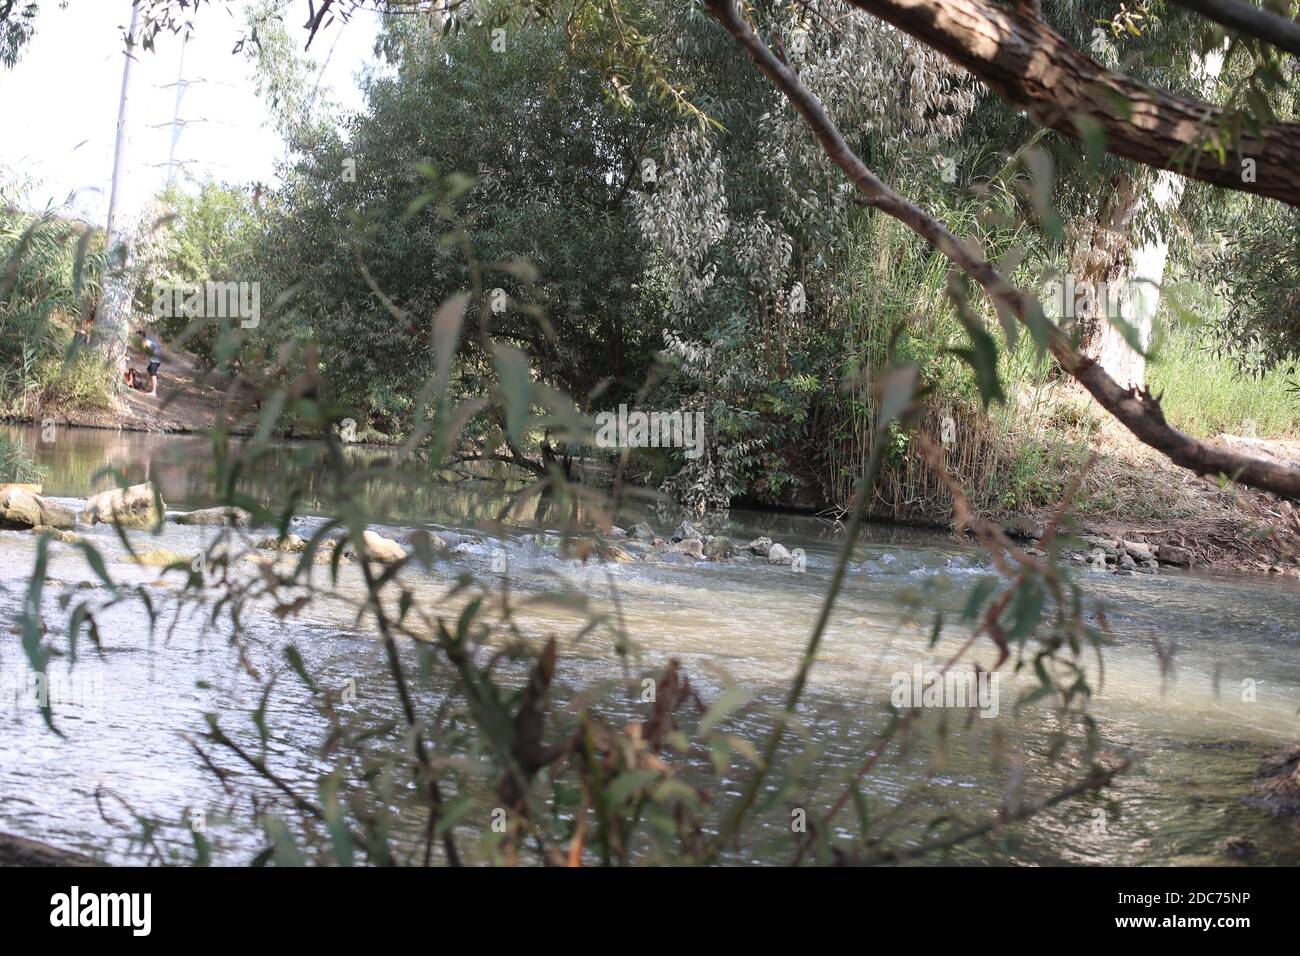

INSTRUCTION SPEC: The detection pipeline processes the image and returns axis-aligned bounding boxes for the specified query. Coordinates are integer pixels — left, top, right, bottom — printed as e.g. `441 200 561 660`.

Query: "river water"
2 424 1299 865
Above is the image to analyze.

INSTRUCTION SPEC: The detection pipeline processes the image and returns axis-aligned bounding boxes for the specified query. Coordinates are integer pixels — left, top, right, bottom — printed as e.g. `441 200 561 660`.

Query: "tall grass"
1 176 116 417
0 433 44 484
1148 326 1300 439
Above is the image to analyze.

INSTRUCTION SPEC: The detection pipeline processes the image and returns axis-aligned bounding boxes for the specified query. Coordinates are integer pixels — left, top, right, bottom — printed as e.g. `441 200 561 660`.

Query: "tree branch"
842 0 1300 207
1169 0 1300 59
704 0 1300 502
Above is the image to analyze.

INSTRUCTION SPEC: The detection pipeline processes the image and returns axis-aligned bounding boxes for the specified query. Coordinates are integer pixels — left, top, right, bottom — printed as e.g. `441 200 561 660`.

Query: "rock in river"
0 486 77 530
1247 745 1300 815
256 533 307 553
703 535 734 560
670 538 705 559
346 530 406 563
84 483 164 529
768 542 792 565
599 543 637 563
172 506 251 527
672 520 701 543
748 536 773 557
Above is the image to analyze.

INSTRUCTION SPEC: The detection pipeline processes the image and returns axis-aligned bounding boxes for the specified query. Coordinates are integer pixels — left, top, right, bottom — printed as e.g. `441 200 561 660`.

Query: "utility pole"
92 0 143 373
165 32 189 188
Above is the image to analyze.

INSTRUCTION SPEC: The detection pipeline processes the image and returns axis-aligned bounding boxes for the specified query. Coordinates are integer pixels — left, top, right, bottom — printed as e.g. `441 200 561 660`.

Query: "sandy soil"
1041 393 1300 575
43 349 240 434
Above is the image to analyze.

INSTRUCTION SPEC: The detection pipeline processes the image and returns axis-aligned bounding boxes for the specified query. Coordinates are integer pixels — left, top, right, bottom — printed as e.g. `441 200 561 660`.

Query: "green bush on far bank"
0 180 117 418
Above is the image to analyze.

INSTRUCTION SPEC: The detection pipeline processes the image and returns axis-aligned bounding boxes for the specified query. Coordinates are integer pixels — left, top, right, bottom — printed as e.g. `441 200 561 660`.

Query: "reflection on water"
2 425 1300 865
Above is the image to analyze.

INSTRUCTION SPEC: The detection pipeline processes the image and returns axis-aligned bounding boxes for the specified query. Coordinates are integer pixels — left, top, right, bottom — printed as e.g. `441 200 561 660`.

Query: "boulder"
0 482 41 494
173 506 250 527
1122 540 1154 561
256 533 306 554
1215 836 1258 859
84 483 164 529
600 543 637 563
129 549 189 567
672 520 701 543
1003 516 1044 540
748 536 773 557
349 530 406 563
670 538 704 559
1118 552 1137 571
703 535 734 561
630 522 655 543
605 526 628 539
1157 544 1193 567
768 542 792 565
1083 536 1121 555
0 486 76 530
402 529 449 553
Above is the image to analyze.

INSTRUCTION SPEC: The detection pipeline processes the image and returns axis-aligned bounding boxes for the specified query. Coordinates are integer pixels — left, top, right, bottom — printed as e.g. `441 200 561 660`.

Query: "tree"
0 0 39 67
248 9 667 438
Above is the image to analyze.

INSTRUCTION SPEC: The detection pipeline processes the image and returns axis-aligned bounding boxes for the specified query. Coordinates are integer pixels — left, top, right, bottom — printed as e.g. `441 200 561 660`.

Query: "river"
2 424 1299 865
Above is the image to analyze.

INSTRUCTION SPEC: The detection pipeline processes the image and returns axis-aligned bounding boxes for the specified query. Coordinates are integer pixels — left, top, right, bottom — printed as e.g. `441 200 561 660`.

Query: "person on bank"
137 328 164 398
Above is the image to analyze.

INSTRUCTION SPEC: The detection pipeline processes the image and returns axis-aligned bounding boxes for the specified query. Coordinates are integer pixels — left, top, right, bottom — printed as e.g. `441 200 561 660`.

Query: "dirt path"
47 349 238 434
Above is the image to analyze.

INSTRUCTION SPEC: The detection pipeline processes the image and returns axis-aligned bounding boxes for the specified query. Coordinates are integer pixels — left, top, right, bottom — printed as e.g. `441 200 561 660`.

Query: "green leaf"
1072 112 1107 174
492 342 533 443
698 685 753 737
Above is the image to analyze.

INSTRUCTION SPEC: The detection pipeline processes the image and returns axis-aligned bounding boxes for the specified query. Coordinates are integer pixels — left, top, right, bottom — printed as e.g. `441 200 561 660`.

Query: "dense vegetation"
8 1 1296 522
3 0 1300 870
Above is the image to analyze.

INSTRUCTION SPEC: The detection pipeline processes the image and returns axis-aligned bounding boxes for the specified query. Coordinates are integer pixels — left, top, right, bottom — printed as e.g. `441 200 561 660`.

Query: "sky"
0 0 383 226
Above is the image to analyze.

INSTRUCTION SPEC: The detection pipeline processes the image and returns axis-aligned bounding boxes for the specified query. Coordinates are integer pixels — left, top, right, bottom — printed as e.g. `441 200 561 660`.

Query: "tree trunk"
844 0 1300 208
90 1 141 375
1071 51 1222 387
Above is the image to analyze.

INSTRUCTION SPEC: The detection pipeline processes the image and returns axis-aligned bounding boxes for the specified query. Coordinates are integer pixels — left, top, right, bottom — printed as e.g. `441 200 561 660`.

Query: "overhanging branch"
844 0 1300 207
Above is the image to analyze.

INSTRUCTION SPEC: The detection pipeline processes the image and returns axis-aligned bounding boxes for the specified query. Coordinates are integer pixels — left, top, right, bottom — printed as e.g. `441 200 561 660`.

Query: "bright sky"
0 0 383 225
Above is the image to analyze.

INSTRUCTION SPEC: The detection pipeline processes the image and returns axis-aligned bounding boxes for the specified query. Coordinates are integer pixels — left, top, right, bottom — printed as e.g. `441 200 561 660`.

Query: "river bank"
11 347 1300 580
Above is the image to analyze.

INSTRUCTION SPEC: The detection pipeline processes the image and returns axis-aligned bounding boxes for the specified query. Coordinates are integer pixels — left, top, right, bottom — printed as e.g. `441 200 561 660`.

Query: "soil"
1058 424 1300 577
40 349 242 434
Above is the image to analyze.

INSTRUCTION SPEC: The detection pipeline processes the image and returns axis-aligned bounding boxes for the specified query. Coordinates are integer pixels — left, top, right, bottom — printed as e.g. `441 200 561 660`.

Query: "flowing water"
2 424 1299 866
